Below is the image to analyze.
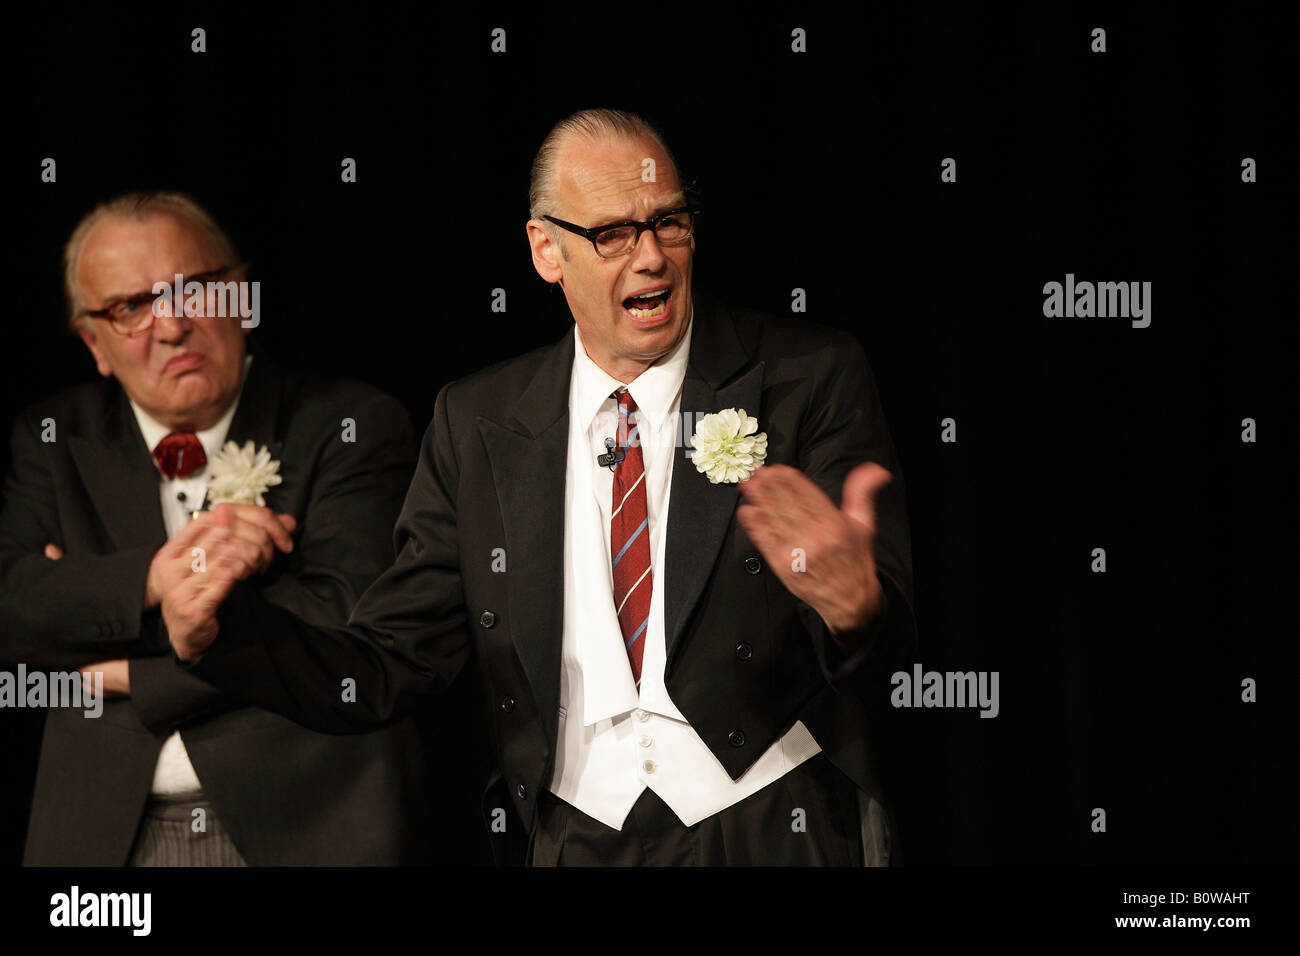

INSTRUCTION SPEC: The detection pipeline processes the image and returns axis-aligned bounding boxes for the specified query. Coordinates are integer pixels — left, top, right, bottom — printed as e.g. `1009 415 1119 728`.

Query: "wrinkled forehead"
555 135 684 223
78 212 222 298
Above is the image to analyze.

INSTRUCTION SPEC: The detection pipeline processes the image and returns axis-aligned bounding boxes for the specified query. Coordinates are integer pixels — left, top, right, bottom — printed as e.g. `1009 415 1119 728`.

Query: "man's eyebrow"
590 198 688 224
95 268 228 307
97 287 157 307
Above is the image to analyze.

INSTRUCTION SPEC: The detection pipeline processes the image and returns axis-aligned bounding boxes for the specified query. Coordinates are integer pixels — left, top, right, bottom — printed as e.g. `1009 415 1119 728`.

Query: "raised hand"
736 462 892 641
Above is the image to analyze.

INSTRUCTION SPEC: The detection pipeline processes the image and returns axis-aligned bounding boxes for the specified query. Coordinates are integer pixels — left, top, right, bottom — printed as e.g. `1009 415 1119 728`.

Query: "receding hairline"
63 192 239 331
85 213 219 299
529 109 682 216
77 206 219 264
547 130 684 221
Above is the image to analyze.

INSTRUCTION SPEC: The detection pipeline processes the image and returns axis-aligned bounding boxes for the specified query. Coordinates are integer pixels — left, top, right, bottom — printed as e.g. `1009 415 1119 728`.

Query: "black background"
3 1 1293 870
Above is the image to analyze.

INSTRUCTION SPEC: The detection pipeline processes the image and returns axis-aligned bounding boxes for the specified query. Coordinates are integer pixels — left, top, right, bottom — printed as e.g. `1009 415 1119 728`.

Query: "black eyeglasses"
80 265 242 335
542 207 699 259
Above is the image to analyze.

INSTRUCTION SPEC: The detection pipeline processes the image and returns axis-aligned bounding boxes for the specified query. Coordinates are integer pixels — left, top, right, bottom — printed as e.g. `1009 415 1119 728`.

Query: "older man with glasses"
168 108 918 866
0 191 486 866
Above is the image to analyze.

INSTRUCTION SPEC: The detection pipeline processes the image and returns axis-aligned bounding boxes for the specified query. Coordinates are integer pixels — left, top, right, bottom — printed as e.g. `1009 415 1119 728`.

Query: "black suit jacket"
0 344 484 865
188 291 919 864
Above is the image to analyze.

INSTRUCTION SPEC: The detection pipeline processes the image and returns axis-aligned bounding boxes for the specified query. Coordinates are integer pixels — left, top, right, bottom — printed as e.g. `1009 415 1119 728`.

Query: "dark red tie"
610 388 651 687
152 432 206 479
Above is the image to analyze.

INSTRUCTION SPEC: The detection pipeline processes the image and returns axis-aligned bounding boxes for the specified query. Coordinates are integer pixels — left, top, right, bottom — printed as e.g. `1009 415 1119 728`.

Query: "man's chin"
152 378 227 419
162 372 214 395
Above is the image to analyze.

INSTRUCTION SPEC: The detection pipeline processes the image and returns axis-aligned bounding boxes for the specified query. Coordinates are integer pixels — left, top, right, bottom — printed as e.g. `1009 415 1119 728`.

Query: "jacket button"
516 783 527 800
728 730 746 748
744 556 761 574
734 642 752 661
500 696 515 713
479 610 496 628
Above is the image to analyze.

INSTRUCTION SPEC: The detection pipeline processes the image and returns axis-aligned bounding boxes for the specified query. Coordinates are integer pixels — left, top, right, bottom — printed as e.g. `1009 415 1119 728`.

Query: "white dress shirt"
550 314 821 830
128 354 252 795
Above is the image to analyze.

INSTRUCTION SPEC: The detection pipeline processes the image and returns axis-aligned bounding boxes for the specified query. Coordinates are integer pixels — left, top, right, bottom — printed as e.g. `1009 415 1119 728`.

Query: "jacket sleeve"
795 332 919 697
183 383 473 734
0 411 165 671
128 651 239 738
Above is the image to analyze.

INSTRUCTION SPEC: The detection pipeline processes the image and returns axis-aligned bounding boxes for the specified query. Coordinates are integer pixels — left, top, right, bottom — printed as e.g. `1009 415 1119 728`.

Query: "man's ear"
526 220 563 284
76 323 114 378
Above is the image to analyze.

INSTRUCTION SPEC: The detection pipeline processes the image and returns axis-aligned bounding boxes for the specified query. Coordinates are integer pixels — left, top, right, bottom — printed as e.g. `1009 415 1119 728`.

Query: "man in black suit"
168 109 918 865
0 191 478 865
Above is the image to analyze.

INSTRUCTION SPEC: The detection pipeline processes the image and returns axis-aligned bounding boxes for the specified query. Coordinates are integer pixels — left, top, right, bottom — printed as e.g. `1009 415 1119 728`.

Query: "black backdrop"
2 2 1293 868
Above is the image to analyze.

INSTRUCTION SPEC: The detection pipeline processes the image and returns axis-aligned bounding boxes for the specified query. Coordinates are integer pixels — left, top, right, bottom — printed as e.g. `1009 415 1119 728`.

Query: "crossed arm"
0 392 416 738
0 413 167 673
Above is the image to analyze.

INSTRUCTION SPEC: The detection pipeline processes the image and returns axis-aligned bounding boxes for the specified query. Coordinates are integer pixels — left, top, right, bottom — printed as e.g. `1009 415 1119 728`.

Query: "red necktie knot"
153 432 206 479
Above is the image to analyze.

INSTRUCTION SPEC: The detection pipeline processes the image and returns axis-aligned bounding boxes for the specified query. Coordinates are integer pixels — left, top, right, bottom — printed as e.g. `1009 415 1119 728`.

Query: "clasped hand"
45 503 296 685
160 504 295 663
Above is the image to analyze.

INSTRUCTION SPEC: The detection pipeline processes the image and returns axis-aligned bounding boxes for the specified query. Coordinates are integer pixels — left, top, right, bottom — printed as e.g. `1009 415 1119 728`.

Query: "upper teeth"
634 289 668 298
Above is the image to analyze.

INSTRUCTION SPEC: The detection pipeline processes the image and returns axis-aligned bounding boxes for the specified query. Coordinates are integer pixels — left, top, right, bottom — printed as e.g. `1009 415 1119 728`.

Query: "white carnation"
690 408 768 484
206 440 283 507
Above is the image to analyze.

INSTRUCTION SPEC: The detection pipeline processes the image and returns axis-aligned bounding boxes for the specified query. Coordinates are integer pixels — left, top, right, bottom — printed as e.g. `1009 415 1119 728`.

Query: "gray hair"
63 190 241 332
529 108 684 260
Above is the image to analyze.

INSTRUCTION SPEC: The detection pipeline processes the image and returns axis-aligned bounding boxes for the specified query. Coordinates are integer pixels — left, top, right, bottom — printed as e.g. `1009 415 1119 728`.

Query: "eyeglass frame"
78 264 245 336
541 207 700 258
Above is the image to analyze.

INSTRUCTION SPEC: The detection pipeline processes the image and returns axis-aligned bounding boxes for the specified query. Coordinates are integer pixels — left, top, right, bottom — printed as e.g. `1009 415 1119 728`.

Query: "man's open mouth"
622 288 670 318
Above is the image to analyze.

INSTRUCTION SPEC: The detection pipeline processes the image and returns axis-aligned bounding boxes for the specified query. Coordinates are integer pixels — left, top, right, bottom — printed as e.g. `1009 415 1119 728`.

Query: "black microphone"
596 437 625 470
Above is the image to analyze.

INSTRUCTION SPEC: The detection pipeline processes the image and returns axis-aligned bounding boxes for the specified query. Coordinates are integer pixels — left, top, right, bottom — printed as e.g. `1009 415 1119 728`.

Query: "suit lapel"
662 293 763 669
67 387 168 551
478 330 574 742
478 292 761 733
221 346 286 493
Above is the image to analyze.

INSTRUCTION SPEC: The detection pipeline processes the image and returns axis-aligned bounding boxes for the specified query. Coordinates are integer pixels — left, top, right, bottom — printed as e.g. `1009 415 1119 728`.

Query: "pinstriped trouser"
127 790 248 867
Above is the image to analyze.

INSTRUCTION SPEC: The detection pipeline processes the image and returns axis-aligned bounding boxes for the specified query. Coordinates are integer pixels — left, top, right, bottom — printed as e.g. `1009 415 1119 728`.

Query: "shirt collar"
129 354 254 468
571 307 694 436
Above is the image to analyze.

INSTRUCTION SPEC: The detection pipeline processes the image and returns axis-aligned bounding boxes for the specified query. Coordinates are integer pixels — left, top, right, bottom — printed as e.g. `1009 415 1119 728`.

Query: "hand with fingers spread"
736 461 893 644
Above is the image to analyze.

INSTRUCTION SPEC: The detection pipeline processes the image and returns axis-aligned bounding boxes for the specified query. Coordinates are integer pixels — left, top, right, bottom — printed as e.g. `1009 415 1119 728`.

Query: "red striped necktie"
610 388 651 687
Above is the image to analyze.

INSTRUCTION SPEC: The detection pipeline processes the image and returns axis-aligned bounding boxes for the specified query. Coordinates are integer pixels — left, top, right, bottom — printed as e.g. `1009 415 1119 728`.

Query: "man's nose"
627 228 668 270
152 295 189 341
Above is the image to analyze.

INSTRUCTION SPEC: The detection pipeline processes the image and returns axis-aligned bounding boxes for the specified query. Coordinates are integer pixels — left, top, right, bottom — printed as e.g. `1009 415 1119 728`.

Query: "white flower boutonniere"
690 408 768 484
205 440 283 507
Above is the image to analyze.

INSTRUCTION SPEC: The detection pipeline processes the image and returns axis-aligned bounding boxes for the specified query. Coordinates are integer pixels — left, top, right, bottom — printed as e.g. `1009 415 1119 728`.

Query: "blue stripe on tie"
612 516 648 569
611 425 639 474
612 424 639 467
626 617 648 650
